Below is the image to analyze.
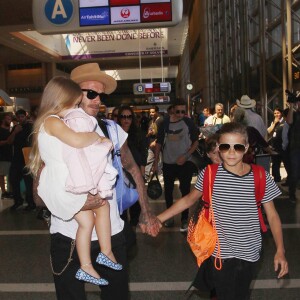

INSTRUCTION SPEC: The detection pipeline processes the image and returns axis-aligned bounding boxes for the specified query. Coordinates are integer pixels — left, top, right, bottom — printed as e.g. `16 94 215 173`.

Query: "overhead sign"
133 82 171 94
148 95 170 103
33 0 183 34
62 29 168 59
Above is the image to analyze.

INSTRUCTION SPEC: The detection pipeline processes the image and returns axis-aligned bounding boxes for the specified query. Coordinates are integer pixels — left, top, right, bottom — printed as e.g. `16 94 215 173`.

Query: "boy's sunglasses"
218 143 246 153
120 114 133 120
82 89 105 100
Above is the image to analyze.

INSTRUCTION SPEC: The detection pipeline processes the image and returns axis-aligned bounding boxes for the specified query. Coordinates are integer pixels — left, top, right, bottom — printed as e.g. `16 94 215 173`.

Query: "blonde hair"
28 76 82 177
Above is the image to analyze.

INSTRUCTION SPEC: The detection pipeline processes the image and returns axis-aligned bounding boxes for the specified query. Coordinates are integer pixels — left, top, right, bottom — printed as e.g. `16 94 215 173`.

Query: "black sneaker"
10 202 23 211
180 220 188 232
24 204 36 211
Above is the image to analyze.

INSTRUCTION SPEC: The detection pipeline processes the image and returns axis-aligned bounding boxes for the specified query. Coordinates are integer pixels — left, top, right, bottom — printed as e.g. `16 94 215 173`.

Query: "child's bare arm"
157 188 202 223
44 117 101 148
263 201 289 278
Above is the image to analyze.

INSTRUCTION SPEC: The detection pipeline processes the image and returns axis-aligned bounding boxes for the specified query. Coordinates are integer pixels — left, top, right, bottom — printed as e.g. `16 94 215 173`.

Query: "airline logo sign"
44 0 74 26
111 6 141 24
141 3 172 22
79 8 110 26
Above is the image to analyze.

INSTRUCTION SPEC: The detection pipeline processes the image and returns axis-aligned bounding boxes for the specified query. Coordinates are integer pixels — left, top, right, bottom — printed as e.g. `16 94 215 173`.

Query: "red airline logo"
141 3 172 22
121 8 130 18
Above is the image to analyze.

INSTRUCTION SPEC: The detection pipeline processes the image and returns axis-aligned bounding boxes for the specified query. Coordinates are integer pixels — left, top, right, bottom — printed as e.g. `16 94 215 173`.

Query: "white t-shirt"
49 122 128 240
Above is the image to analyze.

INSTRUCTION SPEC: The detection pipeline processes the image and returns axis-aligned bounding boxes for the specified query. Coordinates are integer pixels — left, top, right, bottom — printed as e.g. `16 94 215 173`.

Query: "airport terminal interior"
1 0 300 299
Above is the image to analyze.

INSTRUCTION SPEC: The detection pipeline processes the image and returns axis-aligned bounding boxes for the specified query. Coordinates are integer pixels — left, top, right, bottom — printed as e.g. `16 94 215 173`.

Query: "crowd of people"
0 62 297 299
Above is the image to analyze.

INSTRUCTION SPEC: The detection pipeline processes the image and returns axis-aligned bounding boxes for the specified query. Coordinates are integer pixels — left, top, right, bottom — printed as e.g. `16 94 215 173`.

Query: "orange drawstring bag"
187 165 222 269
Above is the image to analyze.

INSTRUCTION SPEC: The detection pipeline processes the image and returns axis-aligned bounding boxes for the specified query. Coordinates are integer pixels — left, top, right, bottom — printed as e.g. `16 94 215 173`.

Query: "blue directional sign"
44 0 74 26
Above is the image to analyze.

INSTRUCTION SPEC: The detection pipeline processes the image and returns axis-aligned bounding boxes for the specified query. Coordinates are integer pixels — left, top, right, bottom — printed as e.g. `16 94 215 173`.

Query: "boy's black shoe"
24 204 36 211
180 220 188 232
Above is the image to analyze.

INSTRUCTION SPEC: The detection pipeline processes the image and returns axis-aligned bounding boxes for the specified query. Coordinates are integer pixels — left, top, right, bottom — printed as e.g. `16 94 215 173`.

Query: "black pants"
51 229 129 300
121 201 141 227
9 163 34 206
271 154 282 182
162 161 194 221
289 148 300 197
206 257 256 300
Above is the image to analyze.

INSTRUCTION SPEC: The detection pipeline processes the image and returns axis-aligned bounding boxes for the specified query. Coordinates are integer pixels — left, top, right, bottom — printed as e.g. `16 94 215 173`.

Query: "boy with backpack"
157 122 288 300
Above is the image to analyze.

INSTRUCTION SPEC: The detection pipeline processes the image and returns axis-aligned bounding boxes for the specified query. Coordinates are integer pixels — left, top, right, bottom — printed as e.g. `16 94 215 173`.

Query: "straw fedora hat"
236 95 256 108
71 63 117 94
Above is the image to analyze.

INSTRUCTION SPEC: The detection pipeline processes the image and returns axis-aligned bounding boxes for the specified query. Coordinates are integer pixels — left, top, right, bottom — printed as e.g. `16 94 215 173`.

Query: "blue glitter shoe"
96 253 123 270
75 268 109 286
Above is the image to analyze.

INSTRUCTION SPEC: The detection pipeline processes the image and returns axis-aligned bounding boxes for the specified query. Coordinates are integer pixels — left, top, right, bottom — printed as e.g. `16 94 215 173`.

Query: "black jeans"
289 148 300 197
9 163 34 206
271 153 283 182
162 161 194 221
206 257 256 300
51 228 129 300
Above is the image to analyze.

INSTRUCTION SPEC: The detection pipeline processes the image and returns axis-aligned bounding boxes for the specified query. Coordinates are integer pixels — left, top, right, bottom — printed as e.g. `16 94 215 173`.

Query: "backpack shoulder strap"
163 116 170 132
203 164 218 219
183 116 199 142
251 164 267 232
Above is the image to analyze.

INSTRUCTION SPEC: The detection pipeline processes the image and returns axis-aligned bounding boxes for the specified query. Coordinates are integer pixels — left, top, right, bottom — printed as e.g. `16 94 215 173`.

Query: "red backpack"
202 164 267 233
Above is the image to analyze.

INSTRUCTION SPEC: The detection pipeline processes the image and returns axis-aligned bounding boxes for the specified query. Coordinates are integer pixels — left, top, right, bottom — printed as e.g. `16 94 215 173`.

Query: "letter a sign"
44 0 74 25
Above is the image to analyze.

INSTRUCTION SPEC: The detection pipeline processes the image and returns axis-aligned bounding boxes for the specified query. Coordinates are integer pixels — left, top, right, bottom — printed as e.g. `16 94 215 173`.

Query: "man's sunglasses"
218 143 246 153
82 89 105 100
120 114 133 120
176 110 186 114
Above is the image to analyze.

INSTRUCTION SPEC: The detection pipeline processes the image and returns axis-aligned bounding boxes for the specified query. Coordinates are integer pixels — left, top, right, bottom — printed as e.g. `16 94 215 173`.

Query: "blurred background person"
286 96 300 203
0 113 13 198
267 108 285 182
281 108 291 187
204 103 230 126
117 106 148 228
200 106 213 126
236 95 267 138
8 109 35 211
145 105 163 180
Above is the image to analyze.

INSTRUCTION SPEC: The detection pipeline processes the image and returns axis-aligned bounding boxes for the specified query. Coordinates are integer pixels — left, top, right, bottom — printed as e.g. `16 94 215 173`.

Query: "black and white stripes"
195 164 281 262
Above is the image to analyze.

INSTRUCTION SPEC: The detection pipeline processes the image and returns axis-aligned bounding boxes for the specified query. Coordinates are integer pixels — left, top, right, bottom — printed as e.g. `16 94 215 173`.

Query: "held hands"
138 211 162 237
274 251 288 278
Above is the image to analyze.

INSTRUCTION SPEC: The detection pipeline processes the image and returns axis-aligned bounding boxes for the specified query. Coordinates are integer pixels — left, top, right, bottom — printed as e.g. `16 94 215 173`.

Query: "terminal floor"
0 168 299 300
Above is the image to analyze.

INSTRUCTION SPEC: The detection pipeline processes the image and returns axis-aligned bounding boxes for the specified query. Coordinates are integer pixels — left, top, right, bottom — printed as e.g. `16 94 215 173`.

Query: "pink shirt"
63 108 117 198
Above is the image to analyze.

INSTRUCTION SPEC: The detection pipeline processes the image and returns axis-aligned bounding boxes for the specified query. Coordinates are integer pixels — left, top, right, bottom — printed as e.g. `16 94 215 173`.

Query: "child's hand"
82 193 106 211
274 251 288 278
